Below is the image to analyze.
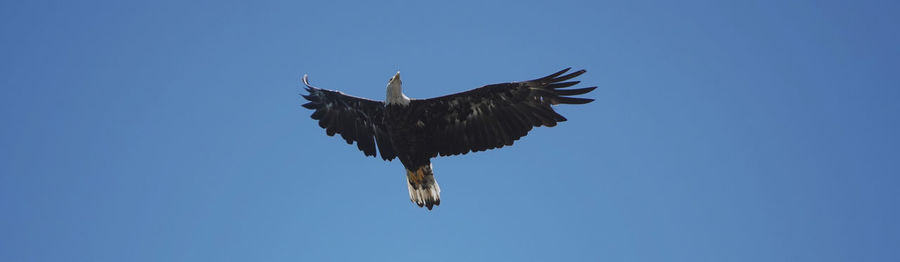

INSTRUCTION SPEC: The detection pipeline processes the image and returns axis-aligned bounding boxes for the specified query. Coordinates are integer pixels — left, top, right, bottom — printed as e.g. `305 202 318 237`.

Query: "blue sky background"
2 0 899 261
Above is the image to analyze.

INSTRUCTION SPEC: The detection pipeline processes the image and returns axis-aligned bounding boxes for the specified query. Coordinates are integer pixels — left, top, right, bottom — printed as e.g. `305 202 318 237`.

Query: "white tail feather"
406 164 440 210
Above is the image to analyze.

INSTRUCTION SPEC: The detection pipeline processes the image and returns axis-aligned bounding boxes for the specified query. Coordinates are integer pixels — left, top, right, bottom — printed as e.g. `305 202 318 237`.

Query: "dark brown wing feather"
301 75 396 161
411 68 596 157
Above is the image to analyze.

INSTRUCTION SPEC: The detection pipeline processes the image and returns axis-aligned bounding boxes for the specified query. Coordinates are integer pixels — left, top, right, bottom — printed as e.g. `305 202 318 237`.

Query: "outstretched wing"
412 68 596 157
301 75 396 161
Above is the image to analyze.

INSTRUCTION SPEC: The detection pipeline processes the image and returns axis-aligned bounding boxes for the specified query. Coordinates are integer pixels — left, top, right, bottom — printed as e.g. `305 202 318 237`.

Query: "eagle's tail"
406 164 441 210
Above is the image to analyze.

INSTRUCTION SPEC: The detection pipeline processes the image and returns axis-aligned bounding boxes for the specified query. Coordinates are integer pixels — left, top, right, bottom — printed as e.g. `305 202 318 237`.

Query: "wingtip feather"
557 97 594 104
549 81 580 89
543 67 572 80
554 69 586 82
556 86 597 96
302 74 317 89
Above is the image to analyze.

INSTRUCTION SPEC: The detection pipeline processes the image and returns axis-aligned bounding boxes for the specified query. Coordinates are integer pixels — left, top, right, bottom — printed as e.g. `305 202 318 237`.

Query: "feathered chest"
384 104 427 128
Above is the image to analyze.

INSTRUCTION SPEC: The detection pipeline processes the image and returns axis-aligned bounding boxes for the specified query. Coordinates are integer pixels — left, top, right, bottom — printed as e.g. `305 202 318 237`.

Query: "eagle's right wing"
411 68 596 157
301 75 396 161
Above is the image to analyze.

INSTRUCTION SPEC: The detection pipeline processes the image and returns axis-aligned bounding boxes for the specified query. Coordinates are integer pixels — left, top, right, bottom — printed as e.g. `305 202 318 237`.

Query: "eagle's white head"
386 71 410 106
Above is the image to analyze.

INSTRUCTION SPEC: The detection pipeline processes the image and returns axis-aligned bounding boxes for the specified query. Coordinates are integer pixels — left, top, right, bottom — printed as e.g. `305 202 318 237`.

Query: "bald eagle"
301 68 596 210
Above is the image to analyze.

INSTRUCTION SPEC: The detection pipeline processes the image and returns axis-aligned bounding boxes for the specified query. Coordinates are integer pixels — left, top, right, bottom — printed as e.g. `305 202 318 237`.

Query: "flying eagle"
301 68 596 210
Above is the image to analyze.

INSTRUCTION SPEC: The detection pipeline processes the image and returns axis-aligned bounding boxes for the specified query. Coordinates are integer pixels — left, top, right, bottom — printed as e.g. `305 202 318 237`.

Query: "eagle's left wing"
301 75 397 161
411 68 596 157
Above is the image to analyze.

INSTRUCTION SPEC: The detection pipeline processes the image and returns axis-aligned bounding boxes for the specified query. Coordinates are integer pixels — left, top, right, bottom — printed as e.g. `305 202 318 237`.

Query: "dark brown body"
384 104 433 170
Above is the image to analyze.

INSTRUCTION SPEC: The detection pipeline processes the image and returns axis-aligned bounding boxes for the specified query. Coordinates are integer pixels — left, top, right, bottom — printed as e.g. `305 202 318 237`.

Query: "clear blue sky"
1 0 898 261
